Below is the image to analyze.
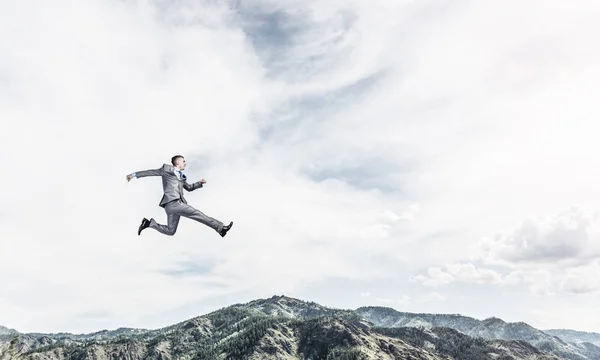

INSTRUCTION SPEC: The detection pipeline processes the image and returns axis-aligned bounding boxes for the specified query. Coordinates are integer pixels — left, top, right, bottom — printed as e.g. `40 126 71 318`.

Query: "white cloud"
506 269 556 297
560 261 600 294
410 263 503 287
397 295 412 305
410 267 455 287
2 0 600 335
376 298 393 304
413 206 600 297
378 204 420 223
445 263 504 284
478 206 600 265
478 206 600 297
531 303 600 332
421 292 447 303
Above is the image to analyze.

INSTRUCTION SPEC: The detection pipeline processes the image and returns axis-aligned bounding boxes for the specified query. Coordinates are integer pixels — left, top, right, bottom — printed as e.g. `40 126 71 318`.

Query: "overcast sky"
2 0 600 334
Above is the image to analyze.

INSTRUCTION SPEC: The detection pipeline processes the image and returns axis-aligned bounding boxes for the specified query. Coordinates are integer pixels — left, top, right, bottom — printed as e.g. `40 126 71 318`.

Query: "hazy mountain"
544 329 600 348
356 306 600 360
0 295 595 360
374 326 560 360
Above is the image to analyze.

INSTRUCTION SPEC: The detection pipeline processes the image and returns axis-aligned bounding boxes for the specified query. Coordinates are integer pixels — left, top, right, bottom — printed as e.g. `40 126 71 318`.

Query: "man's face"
175 157 186 170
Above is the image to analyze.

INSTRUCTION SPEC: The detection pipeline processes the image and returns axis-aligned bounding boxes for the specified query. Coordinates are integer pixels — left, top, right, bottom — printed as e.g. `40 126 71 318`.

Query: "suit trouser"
149 200 223 235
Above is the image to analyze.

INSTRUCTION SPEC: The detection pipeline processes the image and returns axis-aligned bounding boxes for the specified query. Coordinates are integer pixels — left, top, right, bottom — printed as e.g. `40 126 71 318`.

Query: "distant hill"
356 305 600 360
544 329 600 348
0 295 596 359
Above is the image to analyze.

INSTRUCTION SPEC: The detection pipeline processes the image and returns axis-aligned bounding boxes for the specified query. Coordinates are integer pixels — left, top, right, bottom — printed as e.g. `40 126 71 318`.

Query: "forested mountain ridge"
0 295 596 359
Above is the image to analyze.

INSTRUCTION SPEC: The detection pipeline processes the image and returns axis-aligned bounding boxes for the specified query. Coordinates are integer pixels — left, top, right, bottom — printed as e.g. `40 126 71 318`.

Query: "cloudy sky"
2 0 600 334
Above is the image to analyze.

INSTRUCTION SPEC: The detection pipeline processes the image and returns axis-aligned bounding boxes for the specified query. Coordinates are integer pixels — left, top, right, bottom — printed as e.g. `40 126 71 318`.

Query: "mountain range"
1 295 600 359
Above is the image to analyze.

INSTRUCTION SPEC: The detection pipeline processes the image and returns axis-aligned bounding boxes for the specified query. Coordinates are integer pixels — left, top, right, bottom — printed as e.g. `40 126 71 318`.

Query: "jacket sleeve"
132 164 168 178
183 181 203 191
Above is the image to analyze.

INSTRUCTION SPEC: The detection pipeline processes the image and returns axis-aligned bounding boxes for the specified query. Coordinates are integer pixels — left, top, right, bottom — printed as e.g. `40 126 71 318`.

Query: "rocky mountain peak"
0 325 18 336
483 317 506 324
241 295 340 319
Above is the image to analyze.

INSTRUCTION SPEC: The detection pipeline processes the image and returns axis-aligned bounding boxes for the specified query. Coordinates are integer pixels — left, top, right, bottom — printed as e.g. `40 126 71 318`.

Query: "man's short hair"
171 155 184 166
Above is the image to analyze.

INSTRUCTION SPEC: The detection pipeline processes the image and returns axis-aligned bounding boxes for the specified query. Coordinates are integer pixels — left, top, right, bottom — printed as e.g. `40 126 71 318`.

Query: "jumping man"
126 155 233 237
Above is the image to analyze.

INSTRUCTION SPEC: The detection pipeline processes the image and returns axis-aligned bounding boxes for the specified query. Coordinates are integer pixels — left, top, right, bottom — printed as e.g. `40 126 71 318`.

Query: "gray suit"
134 163 223 235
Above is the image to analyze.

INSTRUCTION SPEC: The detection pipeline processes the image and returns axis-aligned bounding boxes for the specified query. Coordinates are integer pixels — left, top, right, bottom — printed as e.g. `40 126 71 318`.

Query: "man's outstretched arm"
183 178 206 191
126 167 163 182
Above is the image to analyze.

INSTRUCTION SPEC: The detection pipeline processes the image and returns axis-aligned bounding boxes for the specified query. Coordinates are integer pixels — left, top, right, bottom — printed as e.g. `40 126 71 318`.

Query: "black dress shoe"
138 218 150 235
220 221 233 237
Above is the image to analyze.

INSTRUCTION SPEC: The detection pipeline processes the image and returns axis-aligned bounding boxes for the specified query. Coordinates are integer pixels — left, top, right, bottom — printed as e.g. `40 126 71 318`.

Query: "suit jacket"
135 163 203 207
